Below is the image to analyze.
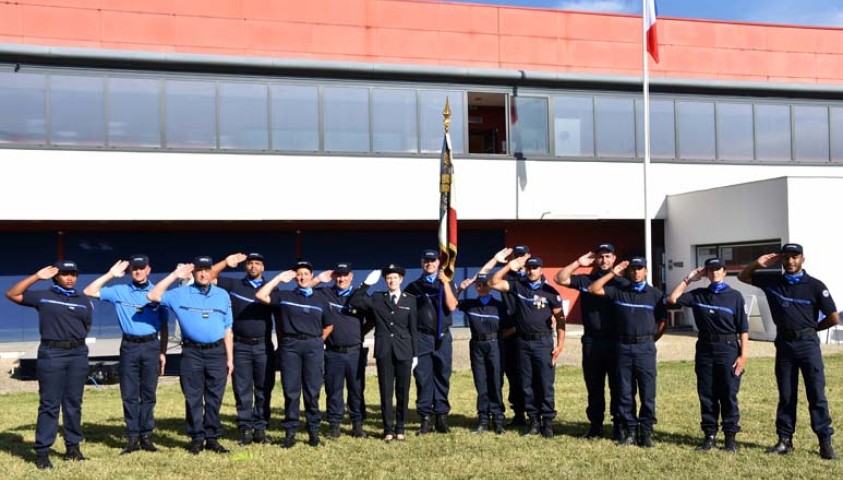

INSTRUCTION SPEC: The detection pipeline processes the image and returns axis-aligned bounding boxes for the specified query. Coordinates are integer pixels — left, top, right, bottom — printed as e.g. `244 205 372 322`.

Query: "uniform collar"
190 283 214 295
129 281 153 292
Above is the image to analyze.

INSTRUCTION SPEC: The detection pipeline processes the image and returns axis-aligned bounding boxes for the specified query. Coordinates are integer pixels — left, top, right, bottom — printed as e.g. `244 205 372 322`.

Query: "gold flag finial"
443 97 451 134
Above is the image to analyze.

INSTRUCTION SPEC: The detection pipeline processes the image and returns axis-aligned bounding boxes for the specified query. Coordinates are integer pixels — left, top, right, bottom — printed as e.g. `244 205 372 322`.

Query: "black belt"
619 335 654 344
698 332 738 343
285 333 321 340
182 339 223 349
419 327 450 337
42 339 85 349
234 335 266 345
472 333 498 342
122 333 158 343
327 343 362 353
519 331 552 341
584 331 616 340
777 327 817 341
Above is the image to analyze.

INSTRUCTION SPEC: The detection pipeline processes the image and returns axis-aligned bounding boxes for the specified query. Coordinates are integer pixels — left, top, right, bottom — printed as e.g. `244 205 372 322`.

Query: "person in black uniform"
489 251 565 438
6 260 93 470
349 265 418 442
738 243 839 460
668 258 748 452
499 245 530 427
405 249 457 434
210 252 277 445
458 273 507 435
589 257 667 448
555 243 628 441
256 260 332 449
317 262 373 439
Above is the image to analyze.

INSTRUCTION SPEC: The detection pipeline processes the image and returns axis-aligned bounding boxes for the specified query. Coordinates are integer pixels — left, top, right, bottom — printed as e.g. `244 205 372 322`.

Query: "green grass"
2 355 843 479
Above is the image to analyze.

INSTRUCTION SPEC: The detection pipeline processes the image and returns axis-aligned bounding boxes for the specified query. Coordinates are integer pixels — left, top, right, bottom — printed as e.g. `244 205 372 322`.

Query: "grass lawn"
1 354 842 479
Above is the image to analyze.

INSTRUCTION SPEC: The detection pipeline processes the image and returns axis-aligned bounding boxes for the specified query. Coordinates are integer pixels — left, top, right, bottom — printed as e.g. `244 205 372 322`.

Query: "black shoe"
121 436 140 455
417 415 434 435
435 414 451 434
582 427 604 440
493 419 505 435
327 424 341 440
506 415 527 428
351 422 367 439
472 422 488 435
541 424 554 439
281 432 296 449
188 439 204 455
253 429 268 444
766 436 793 455
618 431 636 446
696 435 716 451
238 429 254 446
205 438 230 454
638 431 654 448
63 445 86 461
820 438 838 460
140 435 158 452
35 452 52 470
723 434 738 453
308 431 321 447
525 419 541 436
612 424 624 442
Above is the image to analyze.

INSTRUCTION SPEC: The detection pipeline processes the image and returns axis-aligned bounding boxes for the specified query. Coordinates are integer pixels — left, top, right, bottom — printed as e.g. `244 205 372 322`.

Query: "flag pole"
642 0 653 284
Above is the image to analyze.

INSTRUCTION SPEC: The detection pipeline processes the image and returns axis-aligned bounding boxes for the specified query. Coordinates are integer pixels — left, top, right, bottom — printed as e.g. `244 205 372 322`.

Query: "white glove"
364 269 381 286
411 356 418 372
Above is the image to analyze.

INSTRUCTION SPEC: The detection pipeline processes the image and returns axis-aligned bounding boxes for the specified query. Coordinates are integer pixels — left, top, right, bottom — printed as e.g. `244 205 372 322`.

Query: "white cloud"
555 0 636 14
748 2 843 27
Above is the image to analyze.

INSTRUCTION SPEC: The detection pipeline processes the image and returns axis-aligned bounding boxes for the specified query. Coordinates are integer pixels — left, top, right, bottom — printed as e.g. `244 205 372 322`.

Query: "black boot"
351 422 367 439
493 417 505 435
541 422 554 439
63 445 86 461
308 430 321 447
281 431 296 449
525 417 541 436
140 435 158 452
472 418 488 435
617 429 636 446
121 436 140 455
506 413 527 428
35 451 52 470
582 426 604 440
188 438 204 455
205 438 230 454
327 424 341 440
723 434 738 453
417 415 434 435
696 434 716 451
765 436 793 455
435 414 451 434
253 429 267 444
638 430 654 448
612 423 624 443
238 428 254 446
820 437 838 460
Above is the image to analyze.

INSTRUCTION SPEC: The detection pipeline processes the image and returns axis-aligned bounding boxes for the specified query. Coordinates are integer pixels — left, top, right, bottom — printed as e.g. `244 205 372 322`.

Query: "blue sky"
445 0 843 27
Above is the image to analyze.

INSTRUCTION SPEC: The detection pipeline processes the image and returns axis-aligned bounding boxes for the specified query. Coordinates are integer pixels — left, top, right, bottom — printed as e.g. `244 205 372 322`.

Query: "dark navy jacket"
22 288 93 341
752 270 836 331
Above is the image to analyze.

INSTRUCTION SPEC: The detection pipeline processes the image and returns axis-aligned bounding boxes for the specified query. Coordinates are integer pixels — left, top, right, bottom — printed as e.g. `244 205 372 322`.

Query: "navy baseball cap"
704 258 726 270
525 257 543 268
245 252 265 262
421 249 438 260
595 243 615 254
513 245 530 256
54 260 78 272
333 262 352 274
193 256 214 269
293 260 313 272
629 257 647 268
382 264 406 277
781 243 803 255
128 254 149 269
475 273 489 283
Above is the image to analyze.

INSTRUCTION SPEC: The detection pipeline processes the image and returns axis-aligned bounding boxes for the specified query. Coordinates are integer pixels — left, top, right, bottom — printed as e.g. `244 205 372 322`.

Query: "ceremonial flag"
438 113 457 282
645 0 659 63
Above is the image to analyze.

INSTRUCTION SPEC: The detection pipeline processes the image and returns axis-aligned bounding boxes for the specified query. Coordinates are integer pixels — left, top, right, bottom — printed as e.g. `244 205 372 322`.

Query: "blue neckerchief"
131 281 149 289
246 277 264 289
296 287 313 297
632 281 646 292
478 295 492 305
423 273 438 284
709 282 729 294
196 284 211 295
335 286 353 297
528 280 543 290
51 285 76 296
784 272 804 285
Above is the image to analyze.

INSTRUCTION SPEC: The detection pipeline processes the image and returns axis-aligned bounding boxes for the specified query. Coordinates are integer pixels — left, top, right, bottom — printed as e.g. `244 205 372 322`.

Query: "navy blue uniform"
752 270 836 439
405 276 454 418
270 288 331 434
319 286 369 426
500 270 526 419
98 282 168 438
22 287 93 454
508 278 563 426
459 296 507 424
216 276 276 432
604 283 666 435
568 272 628 432
676 284 748 435
161 284 233 442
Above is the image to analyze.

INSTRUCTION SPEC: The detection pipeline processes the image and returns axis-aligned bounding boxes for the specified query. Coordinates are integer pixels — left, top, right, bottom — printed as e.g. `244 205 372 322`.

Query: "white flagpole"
642 0 653 284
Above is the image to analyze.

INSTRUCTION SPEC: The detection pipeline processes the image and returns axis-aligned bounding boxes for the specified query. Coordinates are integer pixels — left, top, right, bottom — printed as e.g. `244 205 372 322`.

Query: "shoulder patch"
556 295 561 303
823 289 830 298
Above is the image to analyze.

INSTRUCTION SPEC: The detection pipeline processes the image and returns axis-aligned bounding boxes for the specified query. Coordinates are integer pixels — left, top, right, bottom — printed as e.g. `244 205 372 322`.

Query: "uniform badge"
136 308 144 314
532 295 547 309
823 289 830 298
202 312 210 319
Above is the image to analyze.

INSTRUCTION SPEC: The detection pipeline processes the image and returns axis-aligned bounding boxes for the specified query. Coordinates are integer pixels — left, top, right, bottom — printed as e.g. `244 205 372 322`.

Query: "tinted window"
511 96 549 155
50 75 105 146
420 90 465 154
271 84 320 152
0 72 46 145
717 102 754 161
372 88 418 153
554 95 593 157
108 77 161 148
595 97 635 158
219 82 268 150
323 86 369 152
165 80 216 149
793 105 829 162
677 101 715 160
755 104 791 162
636 98 675 159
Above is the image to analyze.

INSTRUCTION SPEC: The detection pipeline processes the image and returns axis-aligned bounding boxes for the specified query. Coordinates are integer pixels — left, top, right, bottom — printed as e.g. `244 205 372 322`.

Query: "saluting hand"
685 266 705 283
551 345 564 365
508 253 530 271
276 270 296 283
612 260 629 277
173 263 194 280
109 260 129 278
226 253 247 268
35 266 59 280
494 248 513 264
459 277 475 291
756 253 779 268
316 270 334 283
577 252 595 267
363 270 381 286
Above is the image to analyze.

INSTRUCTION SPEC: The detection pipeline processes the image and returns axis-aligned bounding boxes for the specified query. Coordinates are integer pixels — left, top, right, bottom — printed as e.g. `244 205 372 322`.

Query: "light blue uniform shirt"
161 284 233 343
99 282 169 336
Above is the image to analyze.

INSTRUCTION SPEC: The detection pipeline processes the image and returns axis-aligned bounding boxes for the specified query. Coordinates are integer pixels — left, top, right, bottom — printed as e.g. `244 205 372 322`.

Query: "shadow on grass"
0 431 37 464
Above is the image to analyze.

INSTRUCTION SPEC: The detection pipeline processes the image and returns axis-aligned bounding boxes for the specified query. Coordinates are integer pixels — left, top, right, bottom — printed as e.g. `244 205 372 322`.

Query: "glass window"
219 82 268 151
676 101 715 160
165 80 216 149
595 97 635 158
372 88 417 153
755 104 791 162
420 90 464 154
716 102 754 161
323 86 369 152
832 107 843 163
635 98 675 159
554 95 593 157
511 96 548 155
271 84 319 152
50 75 105 146
108 77 161 148
793 105 829 162
0 72 46 145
